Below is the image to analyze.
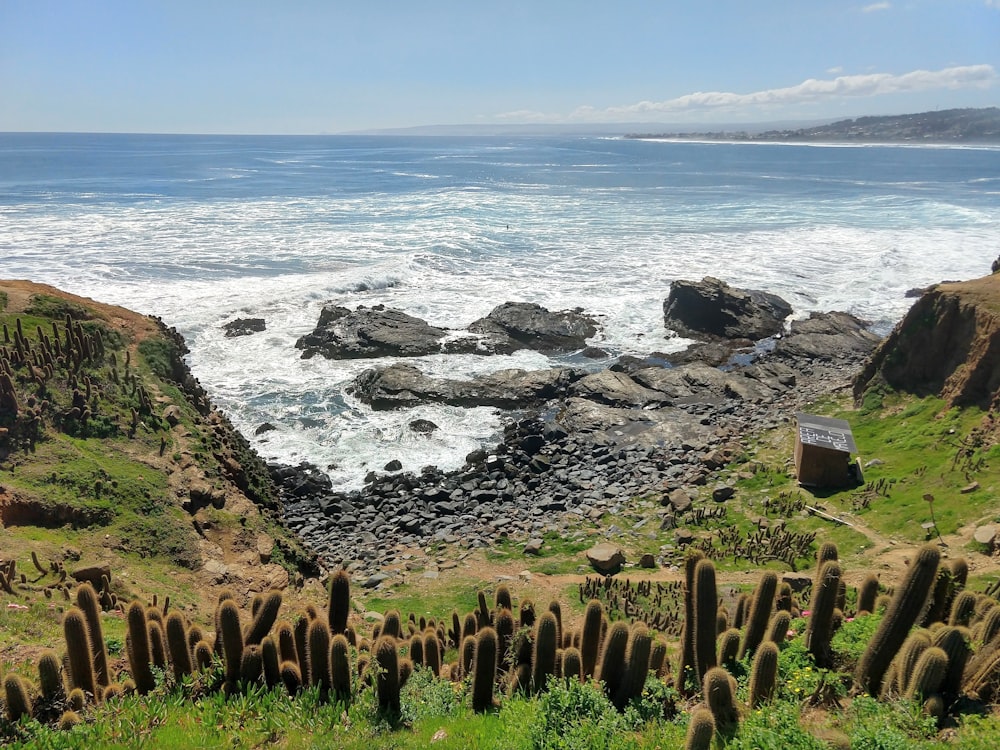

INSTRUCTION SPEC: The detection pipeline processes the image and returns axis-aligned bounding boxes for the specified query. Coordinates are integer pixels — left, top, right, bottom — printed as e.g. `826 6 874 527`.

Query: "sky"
1 1 998 134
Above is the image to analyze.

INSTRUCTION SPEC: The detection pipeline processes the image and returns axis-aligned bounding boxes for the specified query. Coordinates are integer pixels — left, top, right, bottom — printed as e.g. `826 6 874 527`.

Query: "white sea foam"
2 135 998 488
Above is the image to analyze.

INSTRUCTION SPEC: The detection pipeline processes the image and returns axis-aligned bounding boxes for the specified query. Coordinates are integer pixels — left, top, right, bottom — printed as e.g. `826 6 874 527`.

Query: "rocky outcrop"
467 302 597 353
349 363 584 410
223 318 266 337
853 274 1000 409
296 305 454 359
774 311 881 362
663 277 792 340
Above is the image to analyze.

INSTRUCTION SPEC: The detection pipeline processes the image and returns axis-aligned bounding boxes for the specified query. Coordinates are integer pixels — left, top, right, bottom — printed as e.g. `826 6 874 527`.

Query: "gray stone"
586 542 626 574
663 276 792 340
523 538 544 555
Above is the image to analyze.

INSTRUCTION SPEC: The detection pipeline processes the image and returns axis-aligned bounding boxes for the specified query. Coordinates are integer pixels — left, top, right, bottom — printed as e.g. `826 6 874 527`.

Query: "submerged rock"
223 317 266 337
296 304 453 359
466 302 598 353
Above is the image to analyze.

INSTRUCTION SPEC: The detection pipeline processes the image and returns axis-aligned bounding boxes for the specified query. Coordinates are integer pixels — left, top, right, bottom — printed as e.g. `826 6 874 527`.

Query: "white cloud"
987 0 1000 8
497 65 997 123
862 2 891 12
827 66 844 75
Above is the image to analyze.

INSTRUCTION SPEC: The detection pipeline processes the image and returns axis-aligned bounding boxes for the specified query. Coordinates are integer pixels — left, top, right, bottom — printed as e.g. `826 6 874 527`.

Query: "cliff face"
853 274 1000 409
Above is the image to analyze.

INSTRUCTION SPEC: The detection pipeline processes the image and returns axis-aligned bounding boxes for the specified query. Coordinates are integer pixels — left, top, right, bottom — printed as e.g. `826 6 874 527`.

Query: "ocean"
1 133 998 488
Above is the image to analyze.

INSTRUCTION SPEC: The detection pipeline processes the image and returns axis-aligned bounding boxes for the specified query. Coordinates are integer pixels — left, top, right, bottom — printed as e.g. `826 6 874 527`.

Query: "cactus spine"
748 641 779 707
472 626 498 713
855 544 941 696
63 606 98 701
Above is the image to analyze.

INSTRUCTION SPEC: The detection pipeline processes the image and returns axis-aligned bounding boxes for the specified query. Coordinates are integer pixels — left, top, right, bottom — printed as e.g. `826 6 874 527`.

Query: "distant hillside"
628 107 1000 144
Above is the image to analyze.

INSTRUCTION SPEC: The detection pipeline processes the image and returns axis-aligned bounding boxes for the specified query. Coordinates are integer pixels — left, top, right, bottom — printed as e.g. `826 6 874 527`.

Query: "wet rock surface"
223 317 266 337
663 277 792 340
467 301 598 353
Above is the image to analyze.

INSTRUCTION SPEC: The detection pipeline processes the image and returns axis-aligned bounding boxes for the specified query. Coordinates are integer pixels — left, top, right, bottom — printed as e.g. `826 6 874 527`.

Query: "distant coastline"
626 107 1000 145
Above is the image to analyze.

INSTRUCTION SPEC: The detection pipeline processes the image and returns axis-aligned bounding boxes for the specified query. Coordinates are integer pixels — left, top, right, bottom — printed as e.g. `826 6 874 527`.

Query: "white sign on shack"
794 413 861 488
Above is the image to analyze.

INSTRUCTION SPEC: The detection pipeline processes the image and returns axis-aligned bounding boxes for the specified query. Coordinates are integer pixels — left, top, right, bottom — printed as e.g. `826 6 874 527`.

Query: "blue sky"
1 1 997 134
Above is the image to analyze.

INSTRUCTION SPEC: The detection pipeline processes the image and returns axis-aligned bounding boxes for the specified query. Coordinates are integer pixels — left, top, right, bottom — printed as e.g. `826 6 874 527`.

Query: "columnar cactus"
63 606 98 701
165 611 193 681
748 641 779 707
330 633 352 703
676 550 705 694
374 636 401 714
684 705 716 750
532 611 559 693
857 574 880 616
904 646 948 701
580 599 604 679
597 620 630 702
717 628 741 669
614 623 652 710
307 618 332 697
423 630 442 678
327 570 351 635
472 626 498 713
38 649 65 702
4 673 32 722
76 583 110 688
262 636 281 689
855 544 941 696
217 599 244 689
766 611 792 647
703 666 739 734
562 646 583 683
806 560 842 669
126 601 156 695
693 558 718 682
739 571 777 660
245 590 282 646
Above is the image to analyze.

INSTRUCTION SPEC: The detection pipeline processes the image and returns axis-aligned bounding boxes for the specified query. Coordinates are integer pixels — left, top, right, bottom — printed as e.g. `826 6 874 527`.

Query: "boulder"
349 363 584 410
70 564 111 590
408 419 439 435
570 370 667 408
663 277 792 340
554 397 710 449
466 302 597 353
773 311 880 362
295 304 453 359
586 542 625 574
223 317 266 337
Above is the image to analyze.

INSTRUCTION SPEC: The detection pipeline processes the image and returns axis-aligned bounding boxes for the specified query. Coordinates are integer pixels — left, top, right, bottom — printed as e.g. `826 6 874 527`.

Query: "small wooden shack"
794 413 860 488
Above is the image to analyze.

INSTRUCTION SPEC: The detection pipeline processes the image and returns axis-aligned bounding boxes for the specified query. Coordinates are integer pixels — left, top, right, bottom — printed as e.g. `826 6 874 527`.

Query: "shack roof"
795 412 858 454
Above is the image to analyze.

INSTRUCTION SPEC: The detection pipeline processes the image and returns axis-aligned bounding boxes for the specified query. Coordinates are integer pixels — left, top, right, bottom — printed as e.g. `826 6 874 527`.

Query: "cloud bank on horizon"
498 65 998 124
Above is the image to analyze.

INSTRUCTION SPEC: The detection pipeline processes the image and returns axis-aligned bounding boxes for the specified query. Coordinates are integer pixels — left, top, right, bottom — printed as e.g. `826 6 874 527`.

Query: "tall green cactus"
676 549 705 694
495 585 513 613
597 620 630 702
307 618 332 697
472 626 498 713
245 589 282 646
126 601 156 695
408 633 424 667
703 666 739 734
330 633 352 704
280 660 302 696
857 573 880 615
748 641 779 707
382 610 402 640
806 560 842 669
904 646 948 701
240 644 264 685
328 570 351 635
948 591 977 628
461 635 476 679
165 611 193 681
562 646 583 683
614 623 652 711
739 571 777 660
495 608 515 675
855 544 941 696
766 611 792 647
63 606 98 702
717 628 741 669
693 558 718 682
217 599 244 689
374 636 401 714
38 649 65 702
148 619 167 671
933 625 971 697
76 583 110 688
423 630 442 678
580 599 604 679
262 636 281 689
532 611 559 694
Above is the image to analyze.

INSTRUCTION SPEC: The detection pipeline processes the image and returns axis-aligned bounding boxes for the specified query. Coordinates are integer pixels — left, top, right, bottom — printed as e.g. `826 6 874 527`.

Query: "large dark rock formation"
774 312 881 362
853 274 1000 409
296 305 452 359
467 302 597 353
663 277 792 340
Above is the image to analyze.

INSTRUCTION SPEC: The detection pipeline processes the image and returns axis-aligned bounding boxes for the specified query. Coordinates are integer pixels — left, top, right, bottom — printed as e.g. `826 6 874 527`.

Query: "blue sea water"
1 133 998 486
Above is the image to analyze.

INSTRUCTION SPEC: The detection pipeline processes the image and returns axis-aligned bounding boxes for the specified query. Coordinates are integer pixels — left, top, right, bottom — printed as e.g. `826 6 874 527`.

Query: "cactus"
294 616 309 670
307 618 332 697
717 628 741 669
855 544 941 696
408 634 424 667
596 620 630 702
495 608 515 675
888 630 932 698
148 619 167 671
472 626 498 713
462 612 478 644
857 574 880 615
693 558 718 681
748 641 779 707
817 541 839 564
63 606 98 701
423 630 442 678
240 644 264 685
382 610 402 640
75 583 110 688
495 584 512 613
921 567 953 628
904 646 948 701
933 625 971 697
280 660 302 696
165 612 193 681
649 639 668 678
477 590 491 628
580 599 604 678
806 560 842 669
532 611 559 693
59 710 83 731
275 620 297 665
703 666 739 734
979 605 1000 647
38 649 65 702
684 705 716 750
245 589 282 646
614 623 652 711
374 636 401 714
217 599 244 688
519 599 535 629
262 636 281 689
461 635 476 679
193 640 214 671
562 646 583 683
775 582 793 613
948 591 977 628
766 611 792 647
68 687 85 712
676 549 705 694
4 673 32 722
328 570 352 635
548 600 563 647
739 571 777 660
330 634 352 703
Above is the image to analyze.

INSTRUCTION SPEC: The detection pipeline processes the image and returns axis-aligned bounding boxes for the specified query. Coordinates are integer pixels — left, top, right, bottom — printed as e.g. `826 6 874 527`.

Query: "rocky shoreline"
262 277 883 584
